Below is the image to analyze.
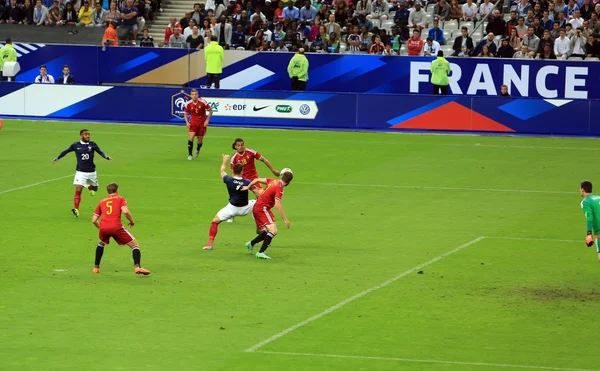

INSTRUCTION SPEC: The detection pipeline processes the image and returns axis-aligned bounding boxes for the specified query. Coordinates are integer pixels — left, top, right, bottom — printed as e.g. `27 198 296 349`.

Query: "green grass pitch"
1 120 599 371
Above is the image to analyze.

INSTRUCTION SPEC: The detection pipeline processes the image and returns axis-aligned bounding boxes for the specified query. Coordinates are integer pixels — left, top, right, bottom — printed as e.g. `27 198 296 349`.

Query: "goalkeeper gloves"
586 231 594 247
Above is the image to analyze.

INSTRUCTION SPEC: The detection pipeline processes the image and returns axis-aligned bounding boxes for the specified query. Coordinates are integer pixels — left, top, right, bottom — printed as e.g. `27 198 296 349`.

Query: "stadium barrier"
3 43 599 100
1 83 599 136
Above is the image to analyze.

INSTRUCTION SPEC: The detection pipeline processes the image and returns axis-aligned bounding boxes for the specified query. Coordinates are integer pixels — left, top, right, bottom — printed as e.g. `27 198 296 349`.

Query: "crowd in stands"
2 0 599 58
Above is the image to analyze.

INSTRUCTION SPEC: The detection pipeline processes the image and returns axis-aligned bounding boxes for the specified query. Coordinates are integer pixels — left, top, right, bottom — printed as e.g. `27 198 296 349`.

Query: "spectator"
205 0 215 13
516 0 530 18
427 19 444 44
515 16 528 37
164 17 178 43
390 26 402 54
424 36 441 56
103 20 119 45
565 23 575 38
408 1 426 30
557 12 567 28
378 28 389 45
393 1 409 25
287 47 308 91
56 64 75 84
168 26 185 47
582 20 594 38
368 0 389 21
513 44 533 58
452 26 473 56
35 65 55 83
359 25 373 51
77 0 92 26
334 0 347 25
541 10 553 31
570 27 587 57
407 28 423 55
478 44 493 57
214 0 225 19
369 34 385 53
191 3 203 25
430 50 450 95
214 15 232 47
506 10 518 35
590 12 599 31
180 10 191 30
471 32 497 56
248 29 263 50
317 3 329 22
327 32 340 52
585 34 600 57
533 3 542 19
478 0 493 21
276 39 288 51
231 24 245 48
522 26 540 50
133 0 145 30
500 84 510 96
538 42 557 59
46 0 61 25
433 0 450 22
325 13 341 40
183 19 196 39
309 25 325 51
461 0 477 22
536 30 553 55
104 1 120 25
139 27 154 46
556 0 567 13
273 22 286 42
186 25 204 49
22 0 34 25
356 0 371 18
496 38 515 57
548 2 558 21
235 10 250 33
525 9 535 26
33 0 49 26
260 22 272 42
570 9 584 29
282 1 299 21
382 42 397 55
581 0 593 20
554 28 570 58
299 0 316 23
448 0 462 21
508 26 522 51
63 1 77 25
120 0 139 42
91 1 105 26
274 1 284 21
550 21 561 40
0 38 17 81
487 10 505 36
564 0 579 20
347 25 361 52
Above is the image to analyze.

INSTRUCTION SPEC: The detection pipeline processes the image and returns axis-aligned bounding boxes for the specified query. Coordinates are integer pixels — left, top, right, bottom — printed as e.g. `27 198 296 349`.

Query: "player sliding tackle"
203 154 256 250
52 129 112 218
243 169 293 260
91 182 151 275
580 180 600 263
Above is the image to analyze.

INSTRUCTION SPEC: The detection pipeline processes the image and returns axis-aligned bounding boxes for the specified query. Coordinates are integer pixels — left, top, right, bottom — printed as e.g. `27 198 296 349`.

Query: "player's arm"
241 178 269 190
204 104 213 127
51 144 74 163
184 109 190 128
93 145 112 161
582 202 595 246
220 154 231 178
274 198 290 229
92 213 101 229
122 205 135 227
259 156 280 177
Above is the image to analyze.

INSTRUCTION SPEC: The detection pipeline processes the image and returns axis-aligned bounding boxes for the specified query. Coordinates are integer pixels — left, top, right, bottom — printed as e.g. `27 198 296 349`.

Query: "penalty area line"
253 351 599 371
244 236 487 353
0 175 71 196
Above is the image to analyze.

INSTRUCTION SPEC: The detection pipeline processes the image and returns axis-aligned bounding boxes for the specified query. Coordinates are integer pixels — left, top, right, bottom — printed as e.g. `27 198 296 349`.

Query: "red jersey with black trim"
255 178 284 209
230 149 263 180
184 98 210 125
94 195 127 230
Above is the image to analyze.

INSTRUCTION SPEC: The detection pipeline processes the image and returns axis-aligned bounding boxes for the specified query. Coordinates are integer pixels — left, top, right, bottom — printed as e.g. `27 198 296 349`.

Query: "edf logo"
225 104 247 111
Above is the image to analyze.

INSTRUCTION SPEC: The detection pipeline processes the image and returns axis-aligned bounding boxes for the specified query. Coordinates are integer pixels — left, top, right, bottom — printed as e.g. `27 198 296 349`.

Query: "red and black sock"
132 247 141 267
187 140 193 156
196 142 203 152
74 189 82 209
94 243 104 268
259 232 275 253
208 222 219 245
251 231 268 247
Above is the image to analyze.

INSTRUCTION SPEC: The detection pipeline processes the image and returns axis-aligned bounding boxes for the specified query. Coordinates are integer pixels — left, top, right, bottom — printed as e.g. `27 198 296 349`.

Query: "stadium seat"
389 10 396 19
340 43 347 53
371 19 381 29
443 30 451 41
445 21 458 33
425 14 433 26
568 56 583 60
382 20 395 31
504 14 512 21
441 45 454 55
236 47 245 50
400 44 408 56
494 35 503 46
427 7 435 16
584 57 600 61
461 21 474 32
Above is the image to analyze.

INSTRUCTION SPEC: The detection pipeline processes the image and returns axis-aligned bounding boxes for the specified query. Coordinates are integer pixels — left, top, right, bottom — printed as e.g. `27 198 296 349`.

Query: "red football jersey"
230 149 263 180
184 98 210 125
255 178 284 209
94 195 127 230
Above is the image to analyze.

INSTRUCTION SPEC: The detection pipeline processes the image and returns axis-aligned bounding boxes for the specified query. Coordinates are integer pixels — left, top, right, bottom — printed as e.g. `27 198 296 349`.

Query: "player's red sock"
208 222 219 245
74 189 82 209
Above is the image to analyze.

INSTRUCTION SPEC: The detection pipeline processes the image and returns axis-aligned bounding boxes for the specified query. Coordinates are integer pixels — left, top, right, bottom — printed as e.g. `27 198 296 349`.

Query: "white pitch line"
254 351 599 371
105 174 573 195
5 128 600 151
244 236 487 353
0 175 71 196
487 236 581 243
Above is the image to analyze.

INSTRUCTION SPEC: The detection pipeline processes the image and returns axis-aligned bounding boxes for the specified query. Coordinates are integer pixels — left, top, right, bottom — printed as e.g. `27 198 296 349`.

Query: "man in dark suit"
452 26 474 56
56 65 75 85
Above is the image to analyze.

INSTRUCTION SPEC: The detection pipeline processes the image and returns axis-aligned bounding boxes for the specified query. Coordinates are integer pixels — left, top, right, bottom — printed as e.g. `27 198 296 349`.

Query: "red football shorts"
99 227 135 245
189 123 206 137
253 205 275 230
246 175 263 190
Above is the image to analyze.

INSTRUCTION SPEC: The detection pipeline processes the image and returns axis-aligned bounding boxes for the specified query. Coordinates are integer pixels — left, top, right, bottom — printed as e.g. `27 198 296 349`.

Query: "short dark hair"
107 182 119 194
461 26 468 31
232 137 244 150
5 37 12 44
80 129 89 135
232 163 244 175
437 50 444 57
63 64 70 69
528 26 534 31
190 88 198 94
581 181 593 193
282 172 293 184
211 35 217 41
40 64 47 70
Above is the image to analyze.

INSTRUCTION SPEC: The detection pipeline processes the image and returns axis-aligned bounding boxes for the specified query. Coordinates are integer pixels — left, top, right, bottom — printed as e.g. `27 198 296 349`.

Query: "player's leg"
125 238 151 275
87 171 99 196
93 230 110 273
246 206 267 254
187 131 195 160
195 125 205 157
72 172 85 217
204 212 224 250
596 239 600 263
214 74 221 89
256 223 278 260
